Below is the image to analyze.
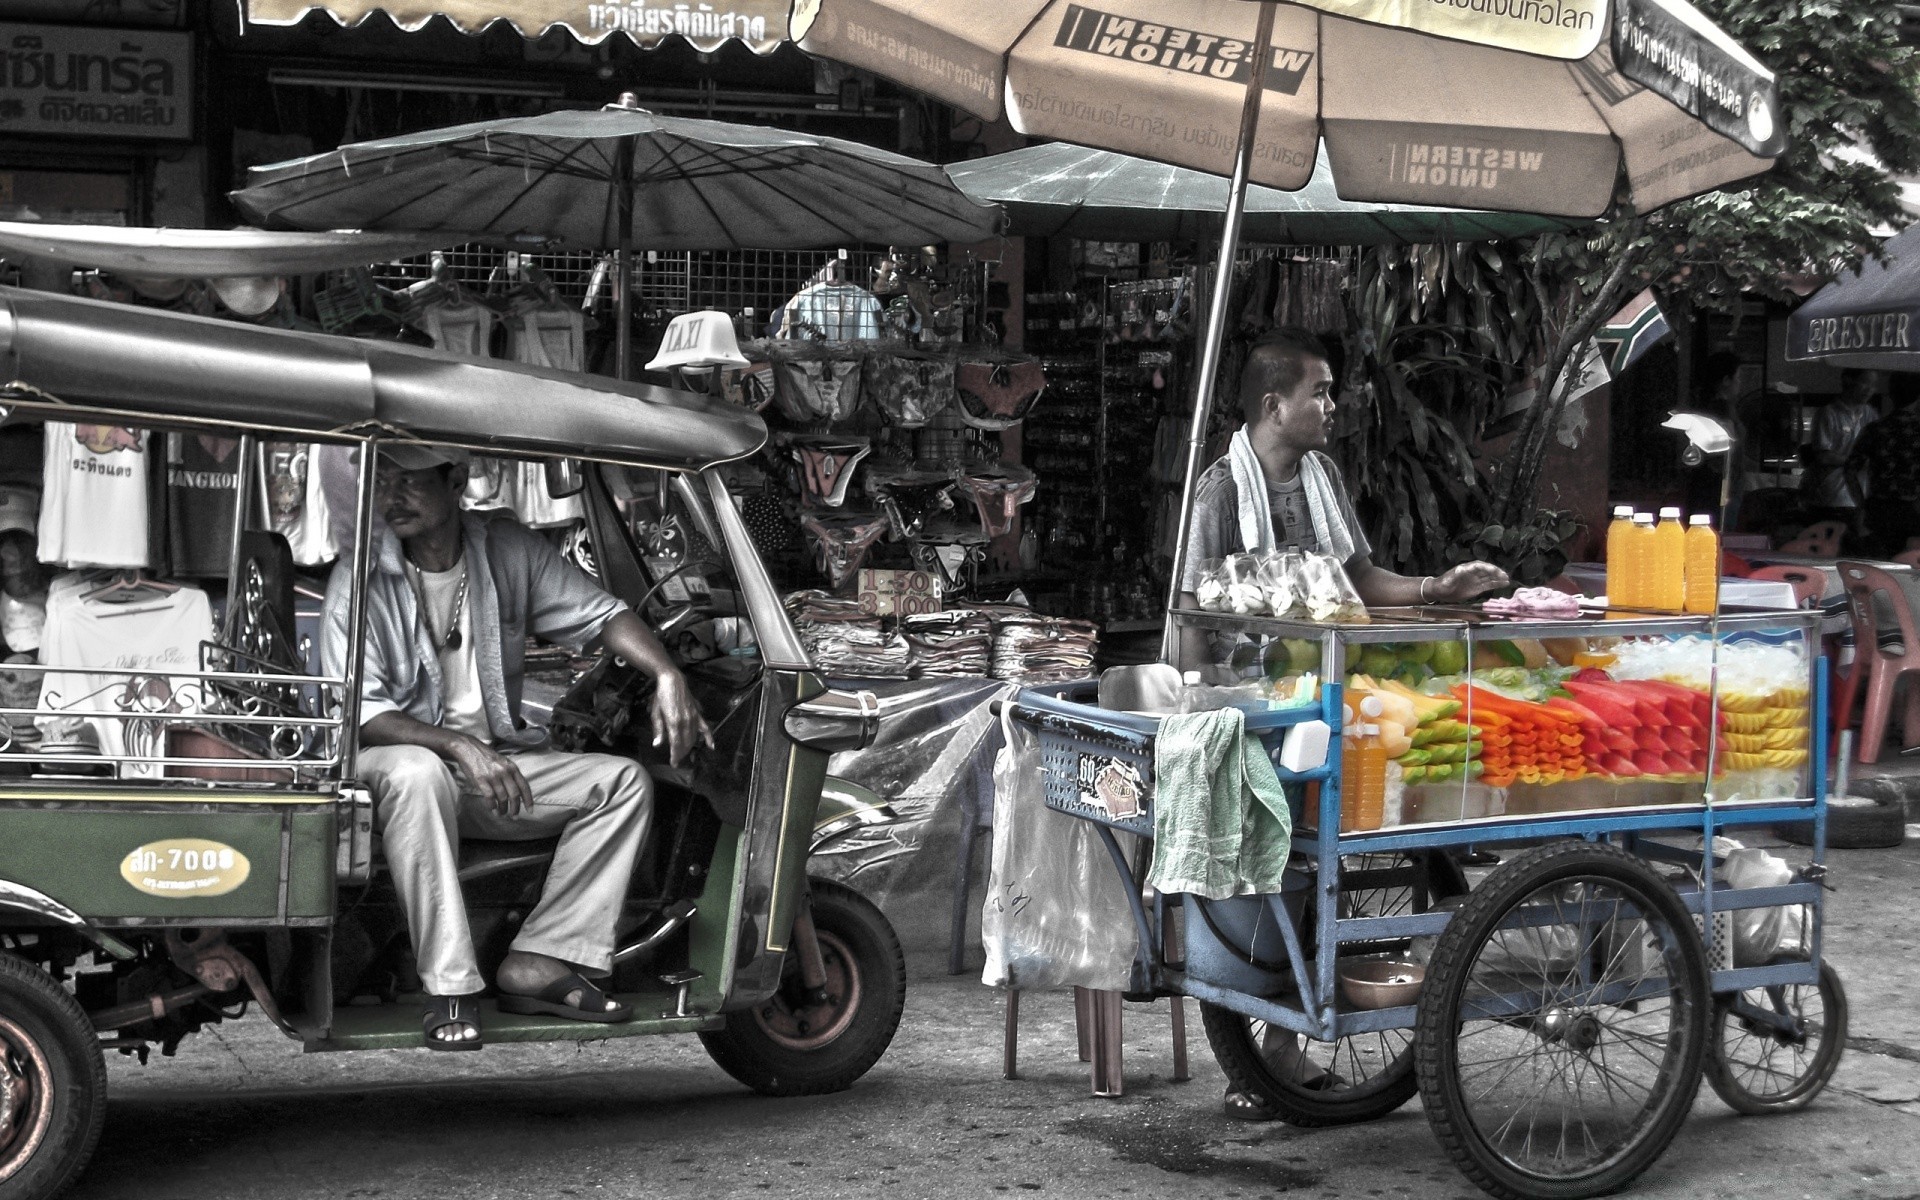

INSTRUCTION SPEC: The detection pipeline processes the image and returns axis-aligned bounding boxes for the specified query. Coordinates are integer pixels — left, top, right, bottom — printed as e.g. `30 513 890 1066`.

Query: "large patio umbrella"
791 0 1786 641
947 141 1571 244
1786 223 1920 372
231 100 1003 376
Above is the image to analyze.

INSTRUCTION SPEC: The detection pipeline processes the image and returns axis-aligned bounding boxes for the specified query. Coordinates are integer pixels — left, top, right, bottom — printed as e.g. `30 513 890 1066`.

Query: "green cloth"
1147 707 1293 900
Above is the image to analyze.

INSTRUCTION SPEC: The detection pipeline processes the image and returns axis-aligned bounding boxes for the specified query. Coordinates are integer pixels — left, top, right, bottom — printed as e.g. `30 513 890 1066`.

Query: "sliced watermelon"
1599 754 1642 777
1562 682 1640 727
1633 750 1669 775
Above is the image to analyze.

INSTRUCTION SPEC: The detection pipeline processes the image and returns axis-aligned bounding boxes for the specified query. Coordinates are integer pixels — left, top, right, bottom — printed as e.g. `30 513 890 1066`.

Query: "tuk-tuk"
0 286 905 1200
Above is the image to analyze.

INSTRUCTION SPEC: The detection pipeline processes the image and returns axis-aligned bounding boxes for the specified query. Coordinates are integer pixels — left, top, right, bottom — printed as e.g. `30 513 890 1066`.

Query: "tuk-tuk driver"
322 444 712 1051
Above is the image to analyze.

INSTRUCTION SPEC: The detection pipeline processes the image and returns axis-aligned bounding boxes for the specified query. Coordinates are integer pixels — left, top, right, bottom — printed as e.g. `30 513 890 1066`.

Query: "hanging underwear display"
955 359 1047 430
724 361 777 412
800 512 889 589
863 352 955 429
771 350 866 425
864 466 955 542
954 463 1038 538
742 490 797 557
785 436 871 509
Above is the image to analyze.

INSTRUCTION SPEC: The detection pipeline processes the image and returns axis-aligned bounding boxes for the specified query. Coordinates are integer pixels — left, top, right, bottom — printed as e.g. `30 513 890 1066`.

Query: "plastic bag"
1194 558 1229 612
980 707 1142 991
1257 550 1304 618
1298 551 1369 623
1221 552 1268 615
1721 842 1802 966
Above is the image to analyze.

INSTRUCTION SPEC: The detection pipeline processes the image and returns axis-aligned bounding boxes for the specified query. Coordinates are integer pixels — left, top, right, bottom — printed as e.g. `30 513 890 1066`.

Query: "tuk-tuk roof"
0 286 766 470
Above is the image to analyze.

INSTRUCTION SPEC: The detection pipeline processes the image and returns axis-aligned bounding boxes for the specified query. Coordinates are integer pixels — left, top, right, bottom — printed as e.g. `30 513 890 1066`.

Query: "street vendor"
1176 327 1509 673
321 444 712 1051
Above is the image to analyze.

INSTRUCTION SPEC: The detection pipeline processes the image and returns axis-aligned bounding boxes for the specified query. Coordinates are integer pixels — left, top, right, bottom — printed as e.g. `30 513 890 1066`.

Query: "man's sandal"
423 994 483 1051
497 971 633 1023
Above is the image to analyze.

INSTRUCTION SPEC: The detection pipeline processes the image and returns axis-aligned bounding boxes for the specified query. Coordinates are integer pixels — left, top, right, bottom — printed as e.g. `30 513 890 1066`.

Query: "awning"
0 223 470 279
242 0 788 52
1786 224 1920 372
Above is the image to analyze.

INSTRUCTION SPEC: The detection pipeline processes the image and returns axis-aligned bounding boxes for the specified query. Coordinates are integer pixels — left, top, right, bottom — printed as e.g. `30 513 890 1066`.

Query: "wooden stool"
1001 987 1190 1097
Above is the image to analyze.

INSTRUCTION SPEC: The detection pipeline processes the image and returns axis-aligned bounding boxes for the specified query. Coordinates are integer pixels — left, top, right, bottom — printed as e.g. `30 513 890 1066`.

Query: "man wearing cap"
321 444 711 1050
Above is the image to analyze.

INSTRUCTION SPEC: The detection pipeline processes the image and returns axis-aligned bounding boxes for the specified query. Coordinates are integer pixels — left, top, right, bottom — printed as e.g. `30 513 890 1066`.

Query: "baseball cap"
378 443 472 473
0 485 38 537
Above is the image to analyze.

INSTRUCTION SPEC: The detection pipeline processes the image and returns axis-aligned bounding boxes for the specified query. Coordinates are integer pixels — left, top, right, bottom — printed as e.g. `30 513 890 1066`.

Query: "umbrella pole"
1161 0 1276 664
615 135 637 383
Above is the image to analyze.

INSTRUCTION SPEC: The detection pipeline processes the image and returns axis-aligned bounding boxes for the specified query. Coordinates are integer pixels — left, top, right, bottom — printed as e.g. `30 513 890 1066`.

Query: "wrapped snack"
1194 559 1229 611
1298 551 1369 623
1222 552 1268 615
1263 550 1312 619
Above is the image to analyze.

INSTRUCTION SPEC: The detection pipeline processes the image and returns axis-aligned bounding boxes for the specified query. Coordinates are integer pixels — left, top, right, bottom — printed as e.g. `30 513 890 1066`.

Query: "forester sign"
1787 223 1920 369
0 23 192 141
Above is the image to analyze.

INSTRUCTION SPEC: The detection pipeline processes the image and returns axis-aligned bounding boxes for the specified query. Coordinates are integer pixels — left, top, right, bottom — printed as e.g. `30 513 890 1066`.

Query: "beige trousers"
360 744 653 996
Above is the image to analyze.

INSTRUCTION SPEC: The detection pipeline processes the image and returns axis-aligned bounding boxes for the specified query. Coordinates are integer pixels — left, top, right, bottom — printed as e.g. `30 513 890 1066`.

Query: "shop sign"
856 568 941 617
0 23 193 142
244 0 788 54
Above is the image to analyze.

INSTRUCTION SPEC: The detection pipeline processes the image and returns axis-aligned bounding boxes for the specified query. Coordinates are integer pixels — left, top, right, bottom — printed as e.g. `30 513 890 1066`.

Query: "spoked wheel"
1204 850 1467 1127
1415 842 1709 1200
1707 955 1847 1114
699 879 904 1097
0 952 105 1200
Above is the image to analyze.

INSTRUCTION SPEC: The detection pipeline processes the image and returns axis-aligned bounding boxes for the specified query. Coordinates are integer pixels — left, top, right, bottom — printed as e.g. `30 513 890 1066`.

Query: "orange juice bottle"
1604 504 1633 607
1684 514 1719 614
1622 513 1655 609
1352 724 1388 832
1339 702 1359 834
1653 507 1687 610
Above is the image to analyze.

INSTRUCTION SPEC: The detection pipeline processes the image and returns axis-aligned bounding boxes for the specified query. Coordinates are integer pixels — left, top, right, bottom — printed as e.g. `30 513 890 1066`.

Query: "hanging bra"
864 352 955 429
724 362 777 412
865 467 956 542
772 354 866 425
786 436 872 509
955 360 1046 430
801 512 889 589
955 463 1038 538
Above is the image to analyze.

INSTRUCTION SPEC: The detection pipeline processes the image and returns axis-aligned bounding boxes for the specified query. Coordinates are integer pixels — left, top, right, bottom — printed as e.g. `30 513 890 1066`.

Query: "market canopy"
241 0 789 52
1786 224 1920 372
946 141 1572 244
793 0 1786 219
0 223 466 279
0 286 765 470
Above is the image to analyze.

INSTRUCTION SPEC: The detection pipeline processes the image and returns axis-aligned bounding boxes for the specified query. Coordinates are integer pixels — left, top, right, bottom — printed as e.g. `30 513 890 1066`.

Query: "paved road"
86 833 1920 1200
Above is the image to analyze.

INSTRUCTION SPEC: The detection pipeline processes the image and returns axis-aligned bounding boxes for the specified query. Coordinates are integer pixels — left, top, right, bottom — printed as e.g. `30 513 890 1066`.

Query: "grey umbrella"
947 142 1571 245
231 98 1003 376
1786 223 1920 372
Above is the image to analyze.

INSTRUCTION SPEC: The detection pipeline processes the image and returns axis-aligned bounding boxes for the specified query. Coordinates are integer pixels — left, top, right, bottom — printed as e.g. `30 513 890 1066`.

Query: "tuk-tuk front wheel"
0 952 105 1200
699 879 905 1097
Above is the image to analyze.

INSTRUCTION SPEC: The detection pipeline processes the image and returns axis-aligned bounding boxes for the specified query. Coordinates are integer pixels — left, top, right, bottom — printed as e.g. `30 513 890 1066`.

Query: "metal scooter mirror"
544 456 585 499
783 687 880 753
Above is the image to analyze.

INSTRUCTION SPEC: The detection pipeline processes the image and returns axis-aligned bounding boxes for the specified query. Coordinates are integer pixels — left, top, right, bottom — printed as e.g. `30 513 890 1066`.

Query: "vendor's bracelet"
1420 575 1435 603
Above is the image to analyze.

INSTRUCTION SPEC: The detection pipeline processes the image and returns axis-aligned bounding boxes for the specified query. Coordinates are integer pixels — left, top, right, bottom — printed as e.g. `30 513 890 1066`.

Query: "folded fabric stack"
785 589 871 624
989 614 1099 684
903 610 993 678
794 617 913 679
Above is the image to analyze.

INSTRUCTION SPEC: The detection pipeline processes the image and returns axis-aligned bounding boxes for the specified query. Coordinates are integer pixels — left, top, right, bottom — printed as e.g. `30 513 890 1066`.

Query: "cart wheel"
1415 842 1709 1200
1707 955 1846 1115
1203 851 1467 1127
0 951 106 1200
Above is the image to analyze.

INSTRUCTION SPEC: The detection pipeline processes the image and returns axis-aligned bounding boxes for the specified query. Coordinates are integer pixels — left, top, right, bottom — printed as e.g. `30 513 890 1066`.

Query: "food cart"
1006 601 1840 1200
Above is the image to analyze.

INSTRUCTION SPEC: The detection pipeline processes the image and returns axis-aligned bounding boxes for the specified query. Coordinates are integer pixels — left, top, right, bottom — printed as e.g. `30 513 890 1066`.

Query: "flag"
1597 288 1671 374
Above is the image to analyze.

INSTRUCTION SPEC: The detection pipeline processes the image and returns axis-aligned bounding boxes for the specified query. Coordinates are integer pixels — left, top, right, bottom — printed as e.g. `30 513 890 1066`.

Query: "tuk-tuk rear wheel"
699 879 905 1097
0 952 104 1200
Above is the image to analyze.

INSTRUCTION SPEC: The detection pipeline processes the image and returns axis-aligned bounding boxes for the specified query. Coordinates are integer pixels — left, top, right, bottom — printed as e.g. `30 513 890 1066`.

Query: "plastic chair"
1779 520 1845 556
1833 560 1920 763
1748 565 1827 608
1895 549 1920 569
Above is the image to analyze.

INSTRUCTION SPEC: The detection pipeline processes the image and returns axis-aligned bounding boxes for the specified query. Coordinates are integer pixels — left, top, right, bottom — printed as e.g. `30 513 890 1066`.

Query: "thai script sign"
0 23 191 141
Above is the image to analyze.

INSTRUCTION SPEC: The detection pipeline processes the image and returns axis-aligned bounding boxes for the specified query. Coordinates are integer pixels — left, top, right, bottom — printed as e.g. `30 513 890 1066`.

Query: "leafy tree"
1487 0 1920 528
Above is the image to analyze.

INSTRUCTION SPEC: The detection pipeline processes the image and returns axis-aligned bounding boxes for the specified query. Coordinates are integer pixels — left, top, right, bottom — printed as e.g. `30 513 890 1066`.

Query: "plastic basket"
1009 681 1317 837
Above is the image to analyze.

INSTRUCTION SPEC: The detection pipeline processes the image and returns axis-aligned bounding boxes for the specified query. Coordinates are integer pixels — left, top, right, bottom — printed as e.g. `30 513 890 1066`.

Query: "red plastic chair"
1833 560 1920 763
1747 565 1827 608
1779 520 1845 556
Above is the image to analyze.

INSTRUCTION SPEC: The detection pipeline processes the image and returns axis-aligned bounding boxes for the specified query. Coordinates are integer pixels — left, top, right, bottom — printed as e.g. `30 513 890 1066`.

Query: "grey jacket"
322 512 625 748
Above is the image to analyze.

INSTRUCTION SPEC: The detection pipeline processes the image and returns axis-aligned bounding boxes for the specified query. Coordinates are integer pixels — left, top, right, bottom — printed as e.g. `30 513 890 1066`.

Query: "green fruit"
1286 638 1319 672
1358 646 1398 678
1430 640 1467 676
1403 641 1436 665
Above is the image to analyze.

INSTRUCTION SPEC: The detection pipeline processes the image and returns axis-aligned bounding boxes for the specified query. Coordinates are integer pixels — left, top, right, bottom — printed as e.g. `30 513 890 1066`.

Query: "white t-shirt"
36 573 214 779
39 422 150 569
410 560 490 744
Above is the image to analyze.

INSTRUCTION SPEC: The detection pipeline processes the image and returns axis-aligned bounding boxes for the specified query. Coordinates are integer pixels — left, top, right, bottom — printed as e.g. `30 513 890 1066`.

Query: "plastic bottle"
1684 514 1719 614
1179 670 1205 714
1621 513 1656 609
1351 723 1388 832
1604 504 1633 607
1338 702 1359 834
1653 507 1687 611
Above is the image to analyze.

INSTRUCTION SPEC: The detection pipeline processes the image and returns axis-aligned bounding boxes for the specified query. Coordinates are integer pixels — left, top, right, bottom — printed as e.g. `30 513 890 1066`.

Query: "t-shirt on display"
39 422 151 569
166 433 242 578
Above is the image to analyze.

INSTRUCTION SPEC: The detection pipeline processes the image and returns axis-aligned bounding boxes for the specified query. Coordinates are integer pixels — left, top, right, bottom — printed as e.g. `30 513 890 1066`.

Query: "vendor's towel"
1147 706 1292 898
1227 428 1355 563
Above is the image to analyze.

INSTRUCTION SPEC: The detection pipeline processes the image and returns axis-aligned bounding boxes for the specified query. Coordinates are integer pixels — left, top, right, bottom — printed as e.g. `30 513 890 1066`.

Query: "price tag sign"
856 569 942 617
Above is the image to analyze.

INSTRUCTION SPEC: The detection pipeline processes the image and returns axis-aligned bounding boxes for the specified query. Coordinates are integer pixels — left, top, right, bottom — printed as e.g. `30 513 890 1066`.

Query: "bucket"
1182 893 1295 997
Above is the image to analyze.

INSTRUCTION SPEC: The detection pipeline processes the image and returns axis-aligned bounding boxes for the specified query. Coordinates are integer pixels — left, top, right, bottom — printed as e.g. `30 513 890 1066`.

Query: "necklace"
406 560 469 651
